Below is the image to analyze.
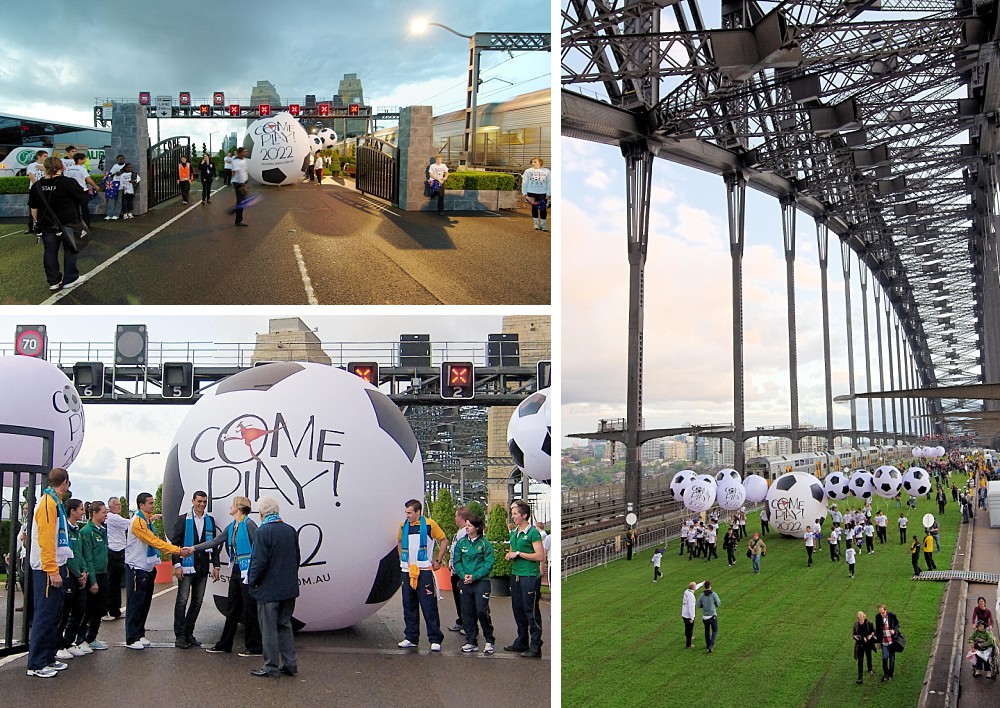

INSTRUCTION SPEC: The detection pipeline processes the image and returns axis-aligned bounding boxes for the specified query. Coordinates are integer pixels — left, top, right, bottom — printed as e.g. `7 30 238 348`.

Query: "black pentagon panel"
518 392 546 418
542 429 551 456
262 167 287 184
509 439 525 469
809 482 825 503
290 616 306 632
160 444 183 534
216 362 304 394
300 154 311 173
366 547 401 605
776 475 796 491
364 389 418 462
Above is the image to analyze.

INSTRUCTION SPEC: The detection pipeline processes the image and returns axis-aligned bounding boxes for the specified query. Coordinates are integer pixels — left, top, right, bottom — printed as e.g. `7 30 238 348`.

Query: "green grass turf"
563 480 967 708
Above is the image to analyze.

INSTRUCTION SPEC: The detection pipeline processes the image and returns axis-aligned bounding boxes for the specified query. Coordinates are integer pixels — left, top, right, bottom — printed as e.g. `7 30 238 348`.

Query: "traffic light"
348 103 360 116
72 362 105 399
318 103 330 116
228 104 240 116
213 92 225 106
289 104 300 116
179 92 191 106
441 362 475 399
161 362 194 399
15 324 47 359
138 92 151 105
199 104 210 116
259 104 271 117
536 360 551 389
348 362 379 385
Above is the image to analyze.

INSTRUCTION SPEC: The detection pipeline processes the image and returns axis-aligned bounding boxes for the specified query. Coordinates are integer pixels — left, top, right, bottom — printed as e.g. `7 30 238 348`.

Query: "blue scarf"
231 518 252 575
260 513 281 526
136 510 158 558
181 509 214 569
399 516 429 563
43 487 69 550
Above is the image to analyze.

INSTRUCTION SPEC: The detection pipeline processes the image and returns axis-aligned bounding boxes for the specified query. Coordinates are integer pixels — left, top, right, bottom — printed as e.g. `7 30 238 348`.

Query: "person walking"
972 596 994 630
937 487 947 515
846 545 857 578
723 528 738 566
28 156 87 292
682 580 704 648
25 149 47 234
77 501 110 652
63 153 99 227
247 497 300 679
705 524 718 561
679 521 690 557
504 499 545 658
397 498 448 651
864 520 876 555
804 525 815 567
930 519 941 552
760 506 770 535
198 155 215 204
177 155 193 204
697 580 721 653
829 525 841 562
910 536 922 578
875 511 887 544
898 513 908 544
453 514 496 654
521 157 551 231
852 611 876 684
230 147 250 227
874 604 901 681
651 547 663 582
314 152 325 184
169 490 221 648
748 533 766 574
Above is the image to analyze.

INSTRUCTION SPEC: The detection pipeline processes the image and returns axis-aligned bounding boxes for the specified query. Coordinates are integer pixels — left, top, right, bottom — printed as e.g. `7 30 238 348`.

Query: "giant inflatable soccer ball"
872 465 902 498
684 475 716 512
715 468 741 485
911 447 922 459
921 446 936 459
308 134 325 154
849 469 874 499
243 112 311 186
743 474 769 503
506 388 551 482
716 477 746 510
0 355 85 481
823 471 851 501
161 362 424 631
902 467 932 497
764 472 827 536
669 469 695 502
317 127 338 148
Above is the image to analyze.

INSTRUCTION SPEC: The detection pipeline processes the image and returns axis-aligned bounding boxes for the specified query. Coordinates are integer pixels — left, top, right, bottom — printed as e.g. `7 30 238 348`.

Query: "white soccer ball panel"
743 474 769 503
716 479 746 510
670 470 695 502
872 465 902 498
684 478 716 512
902 467 932 496
764 472 827 536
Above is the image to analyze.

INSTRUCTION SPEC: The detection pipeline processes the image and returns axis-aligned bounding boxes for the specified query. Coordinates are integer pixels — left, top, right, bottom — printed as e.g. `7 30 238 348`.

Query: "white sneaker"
430 643 442 652
55 648 74 660
110 216 119 220
484 643 495 654
27 667 57 678
76 642 94 654
461 643 477 653
47 661 68 671
397 639 417 648
139 637 151 646
67 645 86 657
89 640 108 650
104 216 112 221
64 274 87 287
126 641 145 650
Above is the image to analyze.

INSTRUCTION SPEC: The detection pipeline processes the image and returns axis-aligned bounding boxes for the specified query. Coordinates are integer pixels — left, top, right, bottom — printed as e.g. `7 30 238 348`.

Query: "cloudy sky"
562 138 907 447
0 312 507 510
0 0 550 149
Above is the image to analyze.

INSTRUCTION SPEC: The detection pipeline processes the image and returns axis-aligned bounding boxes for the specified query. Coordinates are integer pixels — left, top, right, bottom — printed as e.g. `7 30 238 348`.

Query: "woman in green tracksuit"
452 514 496 655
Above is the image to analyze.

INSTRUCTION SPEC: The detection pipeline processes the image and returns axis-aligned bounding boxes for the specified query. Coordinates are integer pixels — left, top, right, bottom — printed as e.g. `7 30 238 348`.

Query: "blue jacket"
247 520 300 603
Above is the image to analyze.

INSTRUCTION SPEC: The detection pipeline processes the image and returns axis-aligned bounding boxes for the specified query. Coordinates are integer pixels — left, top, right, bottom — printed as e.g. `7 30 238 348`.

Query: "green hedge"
0 176 30 194
442 171 517 191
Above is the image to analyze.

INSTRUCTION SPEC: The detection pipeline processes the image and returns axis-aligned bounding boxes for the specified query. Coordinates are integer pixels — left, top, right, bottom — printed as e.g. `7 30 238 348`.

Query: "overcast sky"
562 138 906 447
0 312 510 509
0 0 550 149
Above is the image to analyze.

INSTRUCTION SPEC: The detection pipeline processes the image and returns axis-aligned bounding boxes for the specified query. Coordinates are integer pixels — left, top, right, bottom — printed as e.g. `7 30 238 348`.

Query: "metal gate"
147 136 191 207
356 137 398 204
1 425 52 657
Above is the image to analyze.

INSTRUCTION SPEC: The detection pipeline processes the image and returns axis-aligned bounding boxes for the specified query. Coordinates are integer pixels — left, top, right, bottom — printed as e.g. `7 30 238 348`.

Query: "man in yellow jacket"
27 468 73 678
125 492 192 650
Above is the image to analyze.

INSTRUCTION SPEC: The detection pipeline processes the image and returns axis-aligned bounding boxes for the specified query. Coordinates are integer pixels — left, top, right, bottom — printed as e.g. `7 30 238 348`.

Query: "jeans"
881 644 896 677
106 550 125 617
703 616 718 650
125 567 154 645
174 572 208 640
933 532 941 552
400 569 443 644
213 569 262 653
459 578 494 647
41 228 79 287
752 553 761 573
106 193 121 218
28 567 66 670
511 574 543 651
257 599 297 676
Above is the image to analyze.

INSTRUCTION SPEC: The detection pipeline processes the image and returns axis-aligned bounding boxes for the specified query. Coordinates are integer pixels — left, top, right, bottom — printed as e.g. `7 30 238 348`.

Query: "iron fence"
356 137 398 204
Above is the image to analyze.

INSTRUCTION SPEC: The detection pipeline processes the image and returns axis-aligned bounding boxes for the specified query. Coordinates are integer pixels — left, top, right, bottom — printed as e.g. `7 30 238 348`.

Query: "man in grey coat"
247 497 300 678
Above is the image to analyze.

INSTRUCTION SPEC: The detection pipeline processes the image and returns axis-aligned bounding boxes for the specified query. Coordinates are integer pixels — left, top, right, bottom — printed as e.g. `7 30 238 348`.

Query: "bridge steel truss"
563 0 1000 523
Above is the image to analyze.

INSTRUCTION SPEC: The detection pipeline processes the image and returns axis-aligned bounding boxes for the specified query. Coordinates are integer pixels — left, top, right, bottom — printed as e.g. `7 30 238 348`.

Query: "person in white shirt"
521 157 551 231
25 150 48 234
314 153 325 184
223 151 234 186
60 145 78 173
875 511 888 544
229 147 250 227
119 164 140 220
846 546 857 578
447 507 471 634
679 522 690 557
828 526 841 562
64 153 99 226
681 580 705 647
103 497 131 620
651 548 663 582
427 155 449 214
105 155 127 221
864 521 876 554
897 513 908 544
804 525 815 567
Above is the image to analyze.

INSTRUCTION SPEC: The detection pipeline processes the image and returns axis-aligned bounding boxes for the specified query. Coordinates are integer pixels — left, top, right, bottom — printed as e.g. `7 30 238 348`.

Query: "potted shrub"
430 489 458 591
487 503 512 597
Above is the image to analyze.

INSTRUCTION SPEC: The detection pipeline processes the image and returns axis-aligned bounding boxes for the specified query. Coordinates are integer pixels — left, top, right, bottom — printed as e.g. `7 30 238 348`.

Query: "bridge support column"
781 196 800 452
816 219 834 450
840 239 857 443
397 106 434 211
726 172 746 472
621 139 653 525
873 285 888 442
109 103 151 216
859 264 875 442
896 323 907 439
884 298 897 443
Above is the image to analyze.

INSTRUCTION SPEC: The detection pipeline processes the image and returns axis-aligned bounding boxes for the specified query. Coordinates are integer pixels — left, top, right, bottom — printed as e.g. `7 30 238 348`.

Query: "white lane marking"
359 196 400 216
0 228 26 239
293 244 319 305
40 187 227 305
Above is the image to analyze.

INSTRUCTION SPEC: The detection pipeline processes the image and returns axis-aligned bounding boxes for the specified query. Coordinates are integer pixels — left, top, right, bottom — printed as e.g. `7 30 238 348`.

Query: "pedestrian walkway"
958 512 1000 707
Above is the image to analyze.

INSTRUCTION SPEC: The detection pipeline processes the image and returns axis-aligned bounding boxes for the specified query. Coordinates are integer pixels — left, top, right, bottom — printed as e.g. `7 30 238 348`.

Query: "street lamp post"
208 131 219 156
125 451 160 513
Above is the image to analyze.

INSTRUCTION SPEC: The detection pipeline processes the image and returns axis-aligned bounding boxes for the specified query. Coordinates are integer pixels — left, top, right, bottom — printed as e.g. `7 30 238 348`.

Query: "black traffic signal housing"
161 362 194 399
73 362 105 399
348 362 379 385
536 360 551 389
441 362 475 399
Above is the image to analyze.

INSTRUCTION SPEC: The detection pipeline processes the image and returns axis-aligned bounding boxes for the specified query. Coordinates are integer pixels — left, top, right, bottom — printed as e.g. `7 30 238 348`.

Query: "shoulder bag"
891 629 906 653
37 182 90 253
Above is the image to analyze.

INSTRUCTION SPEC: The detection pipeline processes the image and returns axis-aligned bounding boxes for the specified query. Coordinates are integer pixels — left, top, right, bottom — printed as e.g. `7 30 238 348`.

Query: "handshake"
178 547 195 558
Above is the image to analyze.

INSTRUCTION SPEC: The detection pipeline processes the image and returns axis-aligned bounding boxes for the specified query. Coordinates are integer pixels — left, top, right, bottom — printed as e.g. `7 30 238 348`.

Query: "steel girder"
563 0 1000 438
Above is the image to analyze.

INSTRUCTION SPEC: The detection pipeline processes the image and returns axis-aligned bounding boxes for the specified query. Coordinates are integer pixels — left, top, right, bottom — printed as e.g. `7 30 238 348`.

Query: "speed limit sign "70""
15 325 47 359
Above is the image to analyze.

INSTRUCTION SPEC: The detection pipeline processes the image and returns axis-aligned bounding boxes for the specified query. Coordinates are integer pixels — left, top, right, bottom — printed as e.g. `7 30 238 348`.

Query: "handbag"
745 548 752 559
891 630 906 653
37 181 90 253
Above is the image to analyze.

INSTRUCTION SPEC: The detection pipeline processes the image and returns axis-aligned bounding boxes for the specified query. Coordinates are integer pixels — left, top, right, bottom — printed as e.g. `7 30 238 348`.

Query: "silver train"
745 446 912 482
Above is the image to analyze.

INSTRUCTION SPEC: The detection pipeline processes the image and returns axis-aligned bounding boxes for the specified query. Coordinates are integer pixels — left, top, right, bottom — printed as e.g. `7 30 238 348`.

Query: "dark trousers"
706 543 717 560
679 539 687 556
125 567 154 645
849 562 855 577
881 644 896 678
450 572 463 626
684 617 695 647
830 543 840 561
511 574 543 652
106 549 125 617
400 569 443 644
434 187 444 213
865 537 874 553
703 616 718 650
924 551 937 570
201 178 213 202
306 165 314 181
626 543 634 560
806 546 813 566
41 228 79 287
459 579 494 647
174 572 208 640
938 500 946 514
180 180 191 202
257 599 297 676
78 193 92 227
761 520 770 535
527 192 547 219
59 578 87 648
857 644 873 678
315 168 324 183
911 554 921 576
80 572 107 643
214 570 262 652
726 546 736 565
122 193 134 214
27 194 36 232
899 528 907 544
224 168 232 186
28 567 66 670
233 182 248 224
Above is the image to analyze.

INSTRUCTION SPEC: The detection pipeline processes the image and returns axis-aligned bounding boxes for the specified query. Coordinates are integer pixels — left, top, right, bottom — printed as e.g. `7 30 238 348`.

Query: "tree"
431 489 458 555
486 503 513 577
153 484 168 560
467 500 484 520
118 496 128 518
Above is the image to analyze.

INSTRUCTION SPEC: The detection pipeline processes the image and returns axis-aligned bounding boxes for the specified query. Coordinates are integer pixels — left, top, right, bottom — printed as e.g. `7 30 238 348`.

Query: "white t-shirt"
865 524 875 537
829 528 840 544
26 162 45 183
428 162 448 183
846 548 856 564
231 157 248 184
652 551 662 568
224 155 233 170
804 532 814 547
899 517 908 529
64 164 90 189
315 155 325 170
876 515 887 528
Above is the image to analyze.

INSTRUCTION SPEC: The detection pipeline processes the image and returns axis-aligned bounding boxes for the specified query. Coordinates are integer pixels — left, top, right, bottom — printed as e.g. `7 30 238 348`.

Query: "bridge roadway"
0 177 549 305
0 576 550 706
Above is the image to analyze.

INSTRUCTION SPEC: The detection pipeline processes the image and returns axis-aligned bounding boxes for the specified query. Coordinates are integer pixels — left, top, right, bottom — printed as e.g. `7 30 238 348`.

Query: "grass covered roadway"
563 478 968 708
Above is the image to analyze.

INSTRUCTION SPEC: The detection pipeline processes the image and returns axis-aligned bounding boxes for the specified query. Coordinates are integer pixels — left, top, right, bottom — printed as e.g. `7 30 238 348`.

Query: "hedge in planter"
0 176 30 194
442 171 517 191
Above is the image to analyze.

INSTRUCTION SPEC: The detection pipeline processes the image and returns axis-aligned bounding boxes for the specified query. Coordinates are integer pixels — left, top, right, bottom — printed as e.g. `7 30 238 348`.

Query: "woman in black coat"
852 611 876 684
27 156 86 290
199 155 216 204
874 604 901 681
